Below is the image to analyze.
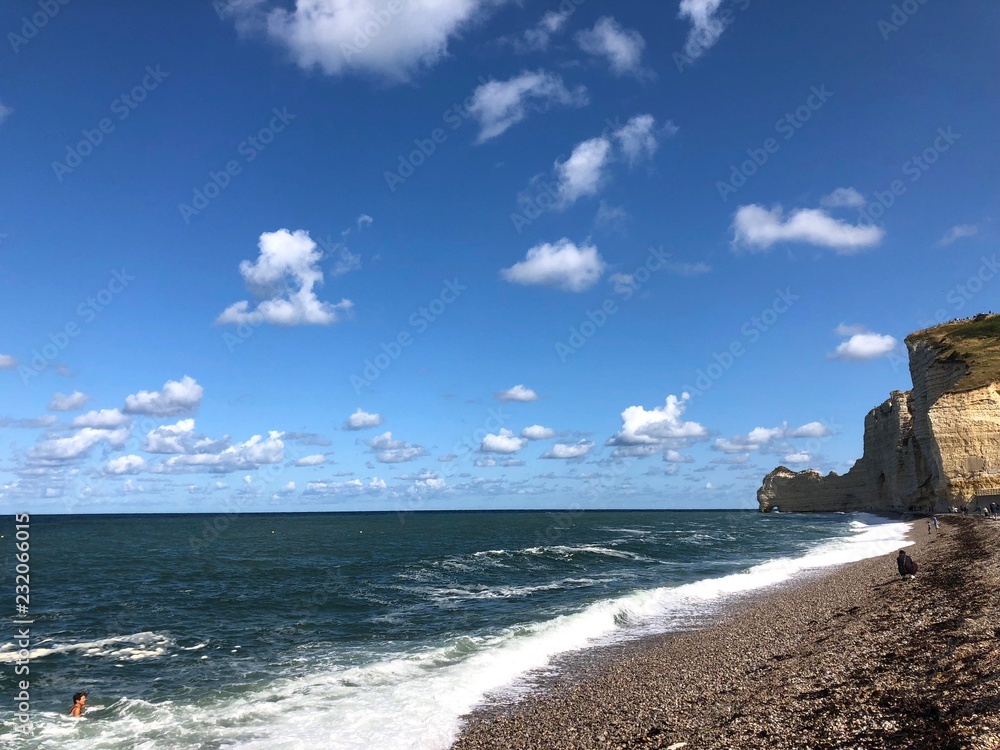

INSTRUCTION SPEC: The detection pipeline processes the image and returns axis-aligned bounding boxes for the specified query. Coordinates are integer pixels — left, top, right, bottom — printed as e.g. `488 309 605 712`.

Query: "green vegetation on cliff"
906 313 1000 392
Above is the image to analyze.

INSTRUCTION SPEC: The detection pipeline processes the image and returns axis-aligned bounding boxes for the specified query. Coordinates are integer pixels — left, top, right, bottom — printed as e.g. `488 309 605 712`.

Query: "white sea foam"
11 515 910 750
0 631 172 664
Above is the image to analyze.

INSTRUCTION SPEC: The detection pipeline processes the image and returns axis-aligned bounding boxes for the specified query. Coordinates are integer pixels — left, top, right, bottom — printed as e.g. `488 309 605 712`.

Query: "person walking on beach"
933 515 940 530
927 520 932 535
69 692 87 718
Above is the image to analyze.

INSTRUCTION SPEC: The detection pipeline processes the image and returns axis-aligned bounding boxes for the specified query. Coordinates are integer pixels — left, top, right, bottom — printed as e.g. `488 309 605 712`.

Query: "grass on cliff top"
906 313 1000 391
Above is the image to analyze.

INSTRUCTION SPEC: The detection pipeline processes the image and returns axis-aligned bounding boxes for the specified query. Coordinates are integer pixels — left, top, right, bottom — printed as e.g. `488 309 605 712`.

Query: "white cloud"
678 0 727 60
217 229 353 326
475 457 497 467
481 428 527 454
938 224 979 246
575 17 646 77
821 187 866 208
788 421 831 438
470 71 587 142
496 384 539 402
541 440 594 459
343 408 384 430
144 419 199 454
665 449 694 463
521 424 556 440
516 9 571 51
714 422 832 453
0 354 18 369
124 376 204 417
356 213 374 229
29 427 130 463
784 452 812 464
295 454 327 467
732 204 885 254
72 409 130 430
304 477 386 496
500 238 606 292
105 455 146 475
158 431 285 473
0 102 11 124
834 323 868 337
48 391 91 411
608 393 709 456
365 431 428 463
223 0 505 81
830 332 898 361
613 114 663 165
553 137 613 207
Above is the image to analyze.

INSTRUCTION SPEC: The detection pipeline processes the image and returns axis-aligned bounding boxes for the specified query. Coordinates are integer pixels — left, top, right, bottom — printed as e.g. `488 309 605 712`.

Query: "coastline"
452 515 1000 749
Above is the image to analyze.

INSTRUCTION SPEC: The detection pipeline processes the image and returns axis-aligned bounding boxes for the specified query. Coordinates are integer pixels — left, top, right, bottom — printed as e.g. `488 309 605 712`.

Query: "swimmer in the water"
70 692 87 717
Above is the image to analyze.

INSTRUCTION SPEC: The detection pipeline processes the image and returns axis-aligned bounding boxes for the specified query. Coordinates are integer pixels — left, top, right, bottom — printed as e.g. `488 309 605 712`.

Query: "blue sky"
1 0 997 513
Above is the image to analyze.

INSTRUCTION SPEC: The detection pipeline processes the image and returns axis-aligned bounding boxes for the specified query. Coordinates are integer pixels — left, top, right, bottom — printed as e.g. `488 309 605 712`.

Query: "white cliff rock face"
758 331 1000 513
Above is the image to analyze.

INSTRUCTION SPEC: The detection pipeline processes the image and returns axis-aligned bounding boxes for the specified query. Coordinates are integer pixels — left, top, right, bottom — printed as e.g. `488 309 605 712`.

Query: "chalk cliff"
758 314 1000 513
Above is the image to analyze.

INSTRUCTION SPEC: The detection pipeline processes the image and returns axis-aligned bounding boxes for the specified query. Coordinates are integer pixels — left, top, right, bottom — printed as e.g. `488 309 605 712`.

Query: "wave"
0 631 172 664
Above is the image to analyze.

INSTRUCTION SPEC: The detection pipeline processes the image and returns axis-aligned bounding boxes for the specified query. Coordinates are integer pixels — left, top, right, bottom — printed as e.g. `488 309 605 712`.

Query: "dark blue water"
0 510 909 749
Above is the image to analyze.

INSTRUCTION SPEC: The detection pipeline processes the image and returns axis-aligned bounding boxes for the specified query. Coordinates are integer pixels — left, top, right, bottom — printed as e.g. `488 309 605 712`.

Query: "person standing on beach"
927 520 932 535
933 515 940 530
69 692 87 717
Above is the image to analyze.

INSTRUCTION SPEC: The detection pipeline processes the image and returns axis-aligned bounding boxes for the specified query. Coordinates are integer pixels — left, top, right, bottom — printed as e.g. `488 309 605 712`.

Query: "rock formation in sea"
758 314 1000 513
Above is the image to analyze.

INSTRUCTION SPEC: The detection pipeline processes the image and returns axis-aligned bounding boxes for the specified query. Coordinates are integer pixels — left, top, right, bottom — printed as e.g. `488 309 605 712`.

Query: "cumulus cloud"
712 422 832 453
143 419 201 454
784 452 812 464
496 384 539 402
541 440 594 459
221 0 505 81
614 114 669 166
678 0 727 60
48 391 90 411
500 238 606 292
665 449 694 463
470 71 587 142
295 454 328 467
105 455 146 475
732 204 885 254
365 431 428 463
575 17 647 77
554 138 613 207
521 424 556 440
217 229 353 326
0 354 18 369
157 432 285 473
29 427 130 464
938 224 979 246
304 477 386 496
830 331 899 361
514 9 571 51
124 376 204 417
607 393 709 456
481 428 527 454
72 409 130 430
820 187 866 209
343 408 384 430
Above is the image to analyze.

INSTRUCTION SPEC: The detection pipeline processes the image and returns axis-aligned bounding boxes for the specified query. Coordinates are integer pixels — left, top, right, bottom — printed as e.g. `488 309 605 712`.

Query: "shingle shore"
452 516 1000 750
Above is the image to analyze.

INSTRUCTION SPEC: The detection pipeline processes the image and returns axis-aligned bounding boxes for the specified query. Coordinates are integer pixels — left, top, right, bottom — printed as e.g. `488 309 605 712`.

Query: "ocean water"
0 510 910 749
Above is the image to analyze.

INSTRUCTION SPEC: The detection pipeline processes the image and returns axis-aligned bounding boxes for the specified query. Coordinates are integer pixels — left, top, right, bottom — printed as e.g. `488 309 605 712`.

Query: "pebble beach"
453 515 1000 750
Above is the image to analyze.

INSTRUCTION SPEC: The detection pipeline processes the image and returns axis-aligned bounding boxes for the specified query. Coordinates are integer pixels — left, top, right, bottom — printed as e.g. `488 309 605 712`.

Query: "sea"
0 510 910 749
